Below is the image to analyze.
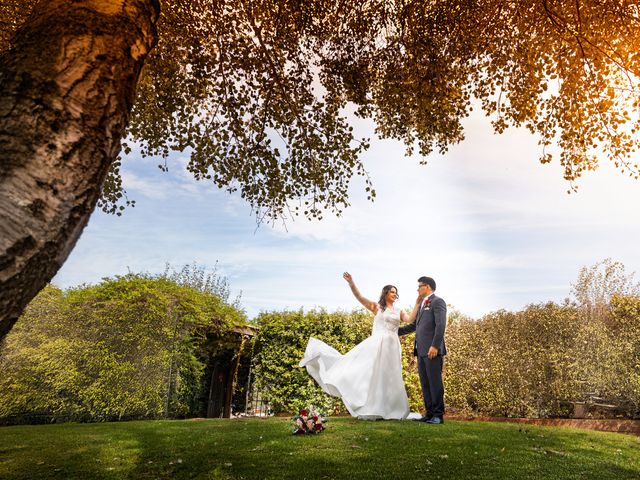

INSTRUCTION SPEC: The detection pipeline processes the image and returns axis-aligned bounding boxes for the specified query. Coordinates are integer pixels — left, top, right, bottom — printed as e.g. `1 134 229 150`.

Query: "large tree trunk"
0 0 160 341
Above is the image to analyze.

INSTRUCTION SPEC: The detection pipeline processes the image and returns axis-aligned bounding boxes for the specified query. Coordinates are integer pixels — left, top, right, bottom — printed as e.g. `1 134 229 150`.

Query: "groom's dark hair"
418 276 436 291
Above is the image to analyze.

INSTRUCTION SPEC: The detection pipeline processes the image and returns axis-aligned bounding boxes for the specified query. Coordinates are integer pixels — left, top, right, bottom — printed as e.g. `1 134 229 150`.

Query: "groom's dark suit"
398 293 447 419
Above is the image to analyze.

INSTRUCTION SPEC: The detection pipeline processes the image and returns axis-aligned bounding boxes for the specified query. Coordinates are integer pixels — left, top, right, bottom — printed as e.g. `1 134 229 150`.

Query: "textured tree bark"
0 0 160 341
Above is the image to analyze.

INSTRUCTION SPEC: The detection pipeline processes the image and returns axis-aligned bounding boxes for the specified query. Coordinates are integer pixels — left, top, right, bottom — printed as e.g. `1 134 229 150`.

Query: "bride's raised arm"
343 272 378 314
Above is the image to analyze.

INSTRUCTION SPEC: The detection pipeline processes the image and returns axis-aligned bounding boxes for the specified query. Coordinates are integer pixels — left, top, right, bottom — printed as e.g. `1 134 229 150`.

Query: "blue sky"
53 109 640 320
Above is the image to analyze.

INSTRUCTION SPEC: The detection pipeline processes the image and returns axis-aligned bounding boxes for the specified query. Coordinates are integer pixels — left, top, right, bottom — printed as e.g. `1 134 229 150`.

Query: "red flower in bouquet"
300 409 309 417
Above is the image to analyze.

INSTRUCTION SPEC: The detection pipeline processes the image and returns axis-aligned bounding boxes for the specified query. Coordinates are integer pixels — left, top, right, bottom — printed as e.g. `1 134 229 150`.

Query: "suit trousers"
417 354 445 418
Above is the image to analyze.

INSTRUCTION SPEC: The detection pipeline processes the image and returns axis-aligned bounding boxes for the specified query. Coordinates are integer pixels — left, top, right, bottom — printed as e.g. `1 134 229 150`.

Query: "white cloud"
121 170 170 200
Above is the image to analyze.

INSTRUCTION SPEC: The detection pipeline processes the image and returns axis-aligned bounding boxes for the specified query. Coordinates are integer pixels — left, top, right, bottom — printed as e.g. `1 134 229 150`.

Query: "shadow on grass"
0 422 141 480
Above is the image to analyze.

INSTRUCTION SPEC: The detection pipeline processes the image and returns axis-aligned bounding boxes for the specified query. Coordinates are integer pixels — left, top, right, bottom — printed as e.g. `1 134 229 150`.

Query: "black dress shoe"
414 415 432 422
426 417 444 424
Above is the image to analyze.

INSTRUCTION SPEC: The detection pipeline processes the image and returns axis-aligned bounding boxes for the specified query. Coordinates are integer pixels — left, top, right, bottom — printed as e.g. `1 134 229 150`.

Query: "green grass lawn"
0 418 638 479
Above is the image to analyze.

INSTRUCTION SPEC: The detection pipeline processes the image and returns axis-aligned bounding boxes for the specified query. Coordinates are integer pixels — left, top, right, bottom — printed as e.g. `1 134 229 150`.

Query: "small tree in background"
571 258 640 322
162 261 243 308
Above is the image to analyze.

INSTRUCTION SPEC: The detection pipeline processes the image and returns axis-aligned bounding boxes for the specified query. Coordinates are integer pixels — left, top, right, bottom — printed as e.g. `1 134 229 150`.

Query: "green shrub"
443 300 640 418
571 295 640 416
0 275 245 422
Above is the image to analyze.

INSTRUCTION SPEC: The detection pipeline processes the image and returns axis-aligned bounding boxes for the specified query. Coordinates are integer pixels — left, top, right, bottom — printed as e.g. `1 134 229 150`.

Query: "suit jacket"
398 294 447 357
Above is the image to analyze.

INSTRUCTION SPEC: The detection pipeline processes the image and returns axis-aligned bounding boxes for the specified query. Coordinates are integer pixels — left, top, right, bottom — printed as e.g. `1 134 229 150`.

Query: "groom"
398 276 447 424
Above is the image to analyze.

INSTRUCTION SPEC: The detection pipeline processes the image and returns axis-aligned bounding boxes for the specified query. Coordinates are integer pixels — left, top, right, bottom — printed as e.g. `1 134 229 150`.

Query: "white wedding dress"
299 306 415 420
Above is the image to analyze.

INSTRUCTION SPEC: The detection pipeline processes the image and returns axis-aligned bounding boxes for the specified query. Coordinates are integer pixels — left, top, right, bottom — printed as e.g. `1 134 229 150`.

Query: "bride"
299 272 421 420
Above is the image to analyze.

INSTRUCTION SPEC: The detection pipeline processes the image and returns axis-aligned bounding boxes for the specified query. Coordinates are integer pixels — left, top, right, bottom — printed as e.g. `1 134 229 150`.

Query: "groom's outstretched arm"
397 320 416 336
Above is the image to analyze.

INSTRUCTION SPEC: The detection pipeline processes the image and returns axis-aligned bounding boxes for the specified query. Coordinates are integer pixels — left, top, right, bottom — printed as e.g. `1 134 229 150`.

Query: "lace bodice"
371 306 401 336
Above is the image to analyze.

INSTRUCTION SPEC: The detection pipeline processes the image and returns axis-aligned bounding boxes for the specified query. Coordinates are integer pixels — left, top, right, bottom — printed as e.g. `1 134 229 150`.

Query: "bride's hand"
415 294 425 304
343 272 354 284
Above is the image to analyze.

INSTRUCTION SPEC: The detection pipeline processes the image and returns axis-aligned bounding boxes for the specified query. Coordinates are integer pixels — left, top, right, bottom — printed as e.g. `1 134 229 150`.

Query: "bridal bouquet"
292 408 326 435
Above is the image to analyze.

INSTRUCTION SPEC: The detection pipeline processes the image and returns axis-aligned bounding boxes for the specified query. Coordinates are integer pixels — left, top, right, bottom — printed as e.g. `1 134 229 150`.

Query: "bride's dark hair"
378 285 398 312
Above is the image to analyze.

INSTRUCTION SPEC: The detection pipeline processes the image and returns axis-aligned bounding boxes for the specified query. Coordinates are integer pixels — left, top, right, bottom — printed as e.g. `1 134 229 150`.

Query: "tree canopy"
107 0 640 217
3 0 639 220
